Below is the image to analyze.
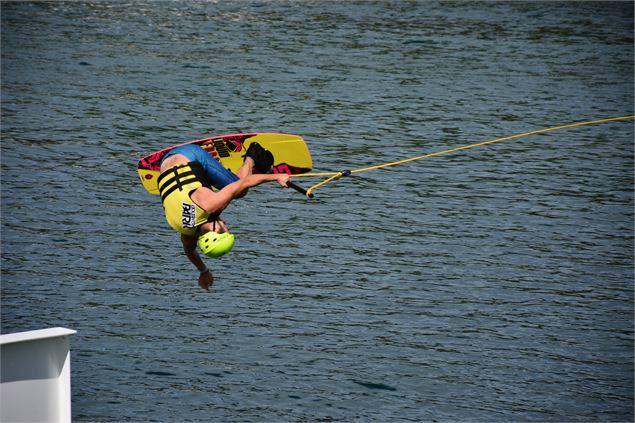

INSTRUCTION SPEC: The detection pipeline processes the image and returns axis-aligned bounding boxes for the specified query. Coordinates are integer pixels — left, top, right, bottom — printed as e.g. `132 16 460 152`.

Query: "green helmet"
198 231 235 258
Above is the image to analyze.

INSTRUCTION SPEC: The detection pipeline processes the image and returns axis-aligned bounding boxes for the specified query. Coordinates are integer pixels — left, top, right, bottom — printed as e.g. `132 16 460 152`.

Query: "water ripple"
2 1 633 422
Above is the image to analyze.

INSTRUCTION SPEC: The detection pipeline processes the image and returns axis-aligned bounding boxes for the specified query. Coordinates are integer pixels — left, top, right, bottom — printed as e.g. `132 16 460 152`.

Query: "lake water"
1 1 633 421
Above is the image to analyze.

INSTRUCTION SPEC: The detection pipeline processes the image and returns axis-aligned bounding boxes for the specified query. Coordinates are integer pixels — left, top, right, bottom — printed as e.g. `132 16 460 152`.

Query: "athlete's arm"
192 173 290 215
181 234 213 290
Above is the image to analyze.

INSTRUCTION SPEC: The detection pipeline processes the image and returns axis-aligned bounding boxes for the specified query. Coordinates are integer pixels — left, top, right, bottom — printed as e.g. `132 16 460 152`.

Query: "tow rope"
294 115 635 198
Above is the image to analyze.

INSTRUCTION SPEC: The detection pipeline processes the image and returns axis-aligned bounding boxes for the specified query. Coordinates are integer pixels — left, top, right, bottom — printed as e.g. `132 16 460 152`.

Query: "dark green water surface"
2 1 633 421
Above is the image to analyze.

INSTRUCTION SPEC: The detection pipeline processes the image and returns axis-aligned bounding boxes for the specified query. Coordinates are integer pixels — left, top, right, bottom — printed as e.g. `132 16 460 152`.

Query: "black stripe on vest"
158 162 210 202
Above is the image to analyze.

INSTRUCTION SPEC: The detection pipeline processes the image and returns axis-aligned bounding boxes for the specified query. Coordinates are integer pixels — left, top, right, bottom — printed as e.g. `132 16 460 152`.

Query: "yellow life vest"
157 162 211 235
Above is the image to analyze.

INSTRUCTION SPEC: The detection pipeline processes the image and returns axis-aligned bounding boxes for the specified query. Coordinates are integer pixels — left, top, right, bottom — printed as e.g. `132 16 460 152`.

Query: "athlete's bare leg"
236 157 255 180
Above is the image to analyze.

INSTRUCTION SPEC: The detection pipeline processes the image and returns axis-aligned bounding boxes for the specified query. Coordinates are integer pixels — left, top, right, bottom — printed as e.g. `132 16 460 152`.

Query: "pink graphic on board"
138 133 257 172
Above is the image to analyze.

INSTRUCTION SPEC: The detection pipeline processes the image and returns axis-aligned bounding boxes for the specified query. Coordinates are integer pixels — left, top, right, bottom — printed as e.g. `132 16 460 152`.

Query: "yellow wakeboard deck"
138 132 313 195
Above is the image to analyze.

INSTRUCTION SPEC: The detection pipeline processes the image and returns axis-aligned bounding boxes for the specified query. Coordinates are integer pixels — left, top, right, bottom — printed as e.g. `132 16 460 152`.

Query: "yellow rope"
296 115 635 197
305 172 345 198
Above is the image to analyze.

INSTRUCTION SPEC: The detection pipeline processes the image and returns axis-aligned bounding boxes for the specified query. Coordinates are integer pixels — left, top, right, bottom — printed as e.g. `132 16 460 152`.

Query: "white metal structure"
1 327 77 423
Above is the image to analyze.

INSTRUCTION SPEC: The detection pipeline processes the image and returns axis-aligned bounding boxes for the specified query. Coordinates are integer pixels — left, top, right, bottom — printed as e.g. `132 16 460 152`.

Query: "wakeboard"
138 132 312 194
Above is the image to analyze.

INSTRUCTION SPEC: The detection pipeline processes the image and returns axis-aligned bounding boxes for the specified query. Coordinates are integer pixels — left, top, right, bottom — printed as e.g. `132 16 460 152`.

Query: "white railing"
0 327 76 423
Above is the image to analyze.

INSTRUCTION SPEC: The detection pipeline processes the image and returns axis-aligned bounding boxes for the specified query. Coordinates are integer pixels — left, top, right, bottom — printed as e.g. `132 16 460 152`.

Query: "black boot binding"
244 142 274 173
